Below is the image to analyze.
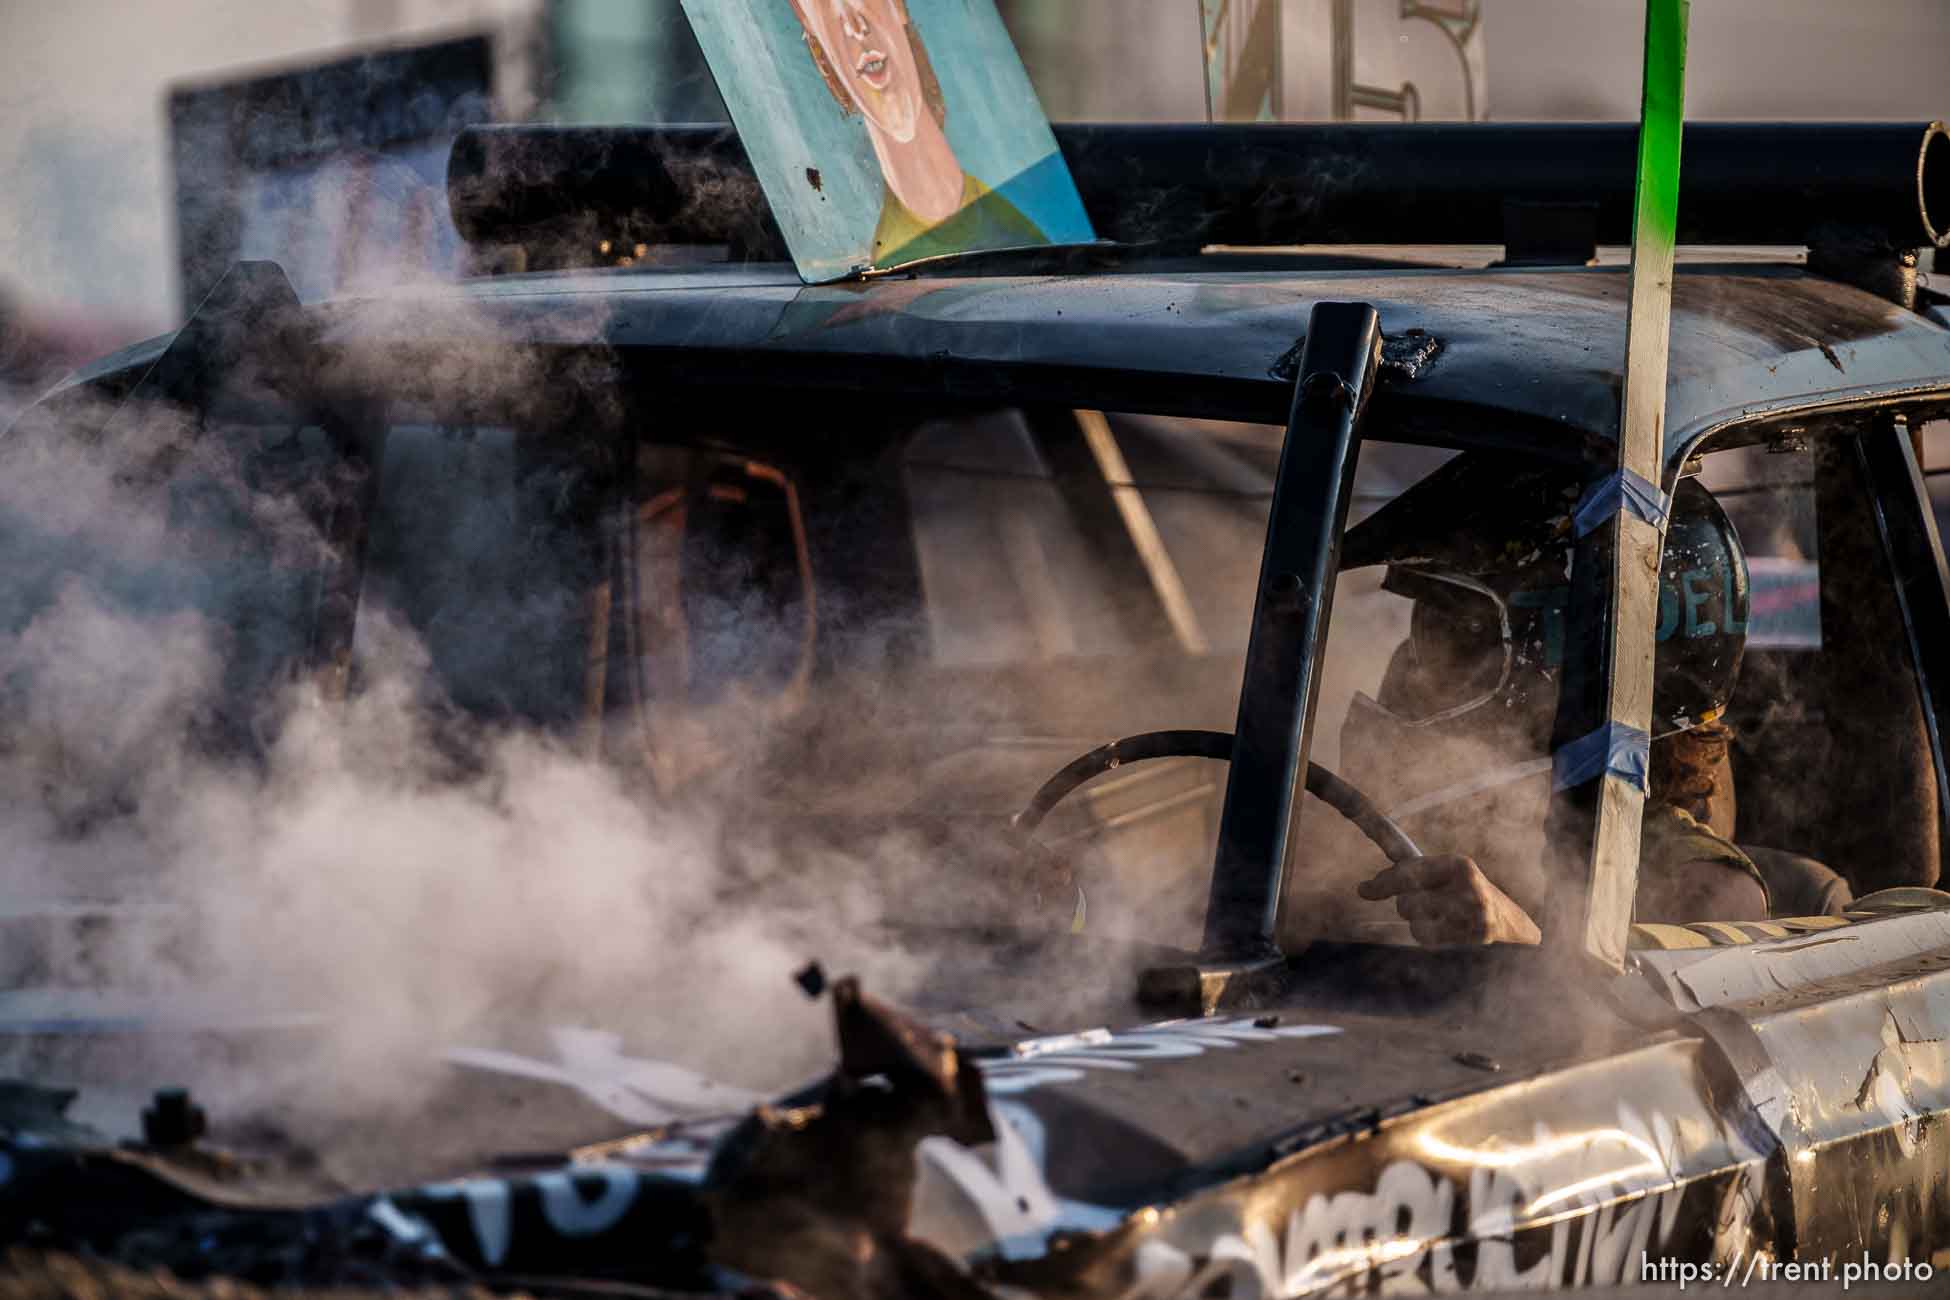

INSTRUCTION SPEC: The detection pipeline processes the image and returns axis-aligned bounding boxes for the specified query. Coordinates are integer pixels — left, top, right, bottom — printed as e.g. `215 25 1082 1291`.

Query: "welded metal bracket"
1809 226 1920 310
1136 954 1285 1016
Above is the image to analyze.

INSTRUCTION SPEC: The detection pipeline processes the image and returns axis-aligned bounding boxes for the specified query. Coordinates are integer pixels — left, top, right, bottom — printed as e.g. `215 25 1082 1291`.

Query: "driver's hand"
1357 855 1543 947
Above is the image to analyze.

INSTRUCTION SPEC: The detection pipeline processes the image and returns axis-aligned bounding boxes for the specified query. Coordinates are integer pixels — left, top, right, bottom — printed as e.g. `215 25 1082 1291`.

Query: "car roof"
51 256 1950 475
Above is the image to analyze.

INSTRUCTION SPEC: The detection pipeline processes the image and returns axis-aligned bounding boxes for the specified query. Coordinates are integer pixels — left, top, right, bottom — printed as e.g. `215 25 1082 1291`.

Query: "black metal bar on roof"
447 122 1950 261
1059 122 1949 250
1202 301 1380 958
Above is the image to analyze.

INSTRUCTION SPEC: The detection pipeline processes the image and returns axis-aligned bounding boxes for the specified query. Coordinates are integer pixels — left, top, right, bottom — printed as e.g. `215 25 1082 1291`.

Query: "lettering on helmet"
1723 566 1748 636
1655 566 1745 642
1682 567 1718 638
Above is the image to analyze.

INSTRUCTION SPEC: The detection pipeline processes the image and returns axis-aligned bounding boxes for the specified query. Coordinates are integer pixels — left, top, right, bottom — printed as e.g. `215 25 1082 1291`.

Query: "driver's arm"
1357 856 1542 946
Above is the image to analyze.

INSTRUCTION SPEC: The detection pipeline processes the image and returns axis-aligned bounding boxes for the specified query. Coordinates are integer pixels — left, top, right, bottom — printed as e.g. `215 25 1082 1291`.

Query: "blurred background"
3 0 1949 401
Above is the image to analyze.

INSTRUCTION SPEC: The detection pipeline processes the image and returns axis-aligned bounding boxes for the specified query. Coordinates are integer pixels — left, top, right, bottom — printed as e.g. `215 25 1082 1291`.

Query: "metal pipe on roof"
1056 121 1950 251
448 121 1950 263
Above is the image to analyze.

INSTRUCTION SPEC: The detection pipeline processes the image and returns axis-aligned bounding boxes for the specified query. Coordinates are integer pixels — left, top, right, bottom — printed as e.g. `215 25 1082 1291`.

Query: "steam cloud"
0 356 1467 1139
0 46 1647 1184
0 83 1184 1179
0 353 954 1182
0 349 1219 1183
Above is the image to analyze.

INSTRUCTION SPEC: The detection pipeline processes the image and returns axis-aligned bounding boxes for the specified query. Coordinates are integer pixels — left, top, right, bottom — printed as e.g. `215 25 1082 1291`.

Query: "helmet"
1342 455 1748 738
1653 476 1750 733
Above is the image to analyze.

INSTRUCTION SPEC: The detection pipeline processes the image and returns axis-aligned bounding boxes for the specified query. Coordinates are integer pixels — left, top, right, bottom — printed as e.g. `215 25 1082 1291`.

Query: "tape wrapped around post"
1573 467 1669 537
1551 721 1650 793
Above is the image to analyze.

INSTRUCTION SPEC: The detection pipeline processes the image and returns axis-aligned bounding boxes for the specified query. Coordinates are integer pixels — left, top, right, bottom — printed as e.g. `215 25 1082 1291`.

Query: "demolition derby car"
9 119 1950 1296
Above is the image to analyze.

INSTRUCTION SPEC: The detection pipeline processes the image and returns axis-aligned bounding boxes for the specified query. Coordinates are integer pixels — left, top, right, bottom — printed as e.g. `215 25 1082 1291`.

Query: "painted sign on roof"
681 0 1095 282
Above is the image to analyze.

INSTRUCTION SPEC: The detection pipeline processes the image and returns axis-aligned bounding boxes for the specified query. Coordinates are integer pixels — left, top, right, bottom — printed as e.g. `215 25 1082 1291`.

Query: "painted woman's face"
800 0 925 142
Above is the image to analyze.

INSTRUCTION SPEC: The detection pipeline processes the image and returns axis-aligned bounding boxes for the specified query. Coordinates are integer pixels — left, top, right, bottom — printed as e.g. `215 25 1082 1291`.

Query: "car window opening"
301 397 1946 960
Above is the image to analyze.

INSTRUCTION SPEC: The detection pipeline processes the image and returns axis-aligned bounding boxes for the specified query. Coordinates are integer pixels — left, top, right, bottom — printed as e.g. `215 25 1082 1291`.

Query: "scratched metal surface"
1690 946 1950 1264
291 262 1950 473
10 931 1950 1295
970 1004 1624 1211
42 260 1950 476
989 1035 1778 1296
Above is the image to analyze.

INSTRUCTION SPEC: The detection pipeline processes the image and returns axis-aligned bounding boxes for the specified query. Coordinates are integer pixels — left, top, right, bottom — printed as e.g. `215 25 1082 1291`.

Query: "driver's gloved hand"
1357 855 1543 947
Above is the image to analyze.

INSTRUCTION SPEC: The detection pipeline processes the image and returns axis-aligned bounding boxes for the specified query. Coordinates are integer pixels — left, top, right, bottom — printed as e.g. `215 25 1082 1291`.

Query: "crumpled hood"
1 958 1597 1297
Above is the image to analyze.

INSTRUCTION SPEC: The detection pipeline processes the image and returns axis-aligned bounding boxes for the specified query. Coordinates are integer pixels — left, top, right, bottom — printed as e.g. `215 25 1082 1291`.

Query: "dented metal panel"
985 1037 1776 1296
1637 910 1950 1013
1689 948 1950 1264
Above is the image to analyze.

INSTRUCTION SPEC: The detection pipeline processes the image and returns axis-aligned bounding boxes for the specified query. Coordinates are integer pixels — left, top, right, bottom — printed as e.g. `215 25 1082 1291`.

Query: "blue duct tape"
1573 467 1669 538
1551 721 1650 793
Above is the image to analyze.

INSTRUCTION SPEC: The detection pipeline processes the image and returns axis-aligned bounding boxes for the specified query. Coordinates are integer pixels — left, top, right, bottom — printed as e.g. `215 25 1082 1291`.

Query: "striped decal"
1691 921 1758 946
1630 913 1857 949
1630 923 1714 950
1776 915 1852 932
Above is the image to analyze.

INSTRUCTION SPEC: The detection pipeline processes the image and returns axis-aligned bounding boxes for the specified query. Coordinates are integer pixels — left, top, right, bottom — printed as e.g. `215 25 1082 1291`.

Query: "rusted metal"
1135 954 1284 1015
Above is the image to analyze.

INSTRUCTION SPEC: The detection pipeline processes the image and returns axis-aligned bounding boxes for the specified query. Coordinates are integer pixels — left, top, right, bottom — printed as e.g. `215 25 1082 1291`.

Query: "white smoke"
0 350 957 1165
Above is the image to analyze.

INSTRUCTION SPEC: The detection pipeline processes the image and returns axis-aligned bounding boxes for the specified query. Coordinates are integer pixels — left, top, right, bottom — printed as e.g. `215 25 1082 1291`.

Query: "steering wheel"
1013 731 1424 906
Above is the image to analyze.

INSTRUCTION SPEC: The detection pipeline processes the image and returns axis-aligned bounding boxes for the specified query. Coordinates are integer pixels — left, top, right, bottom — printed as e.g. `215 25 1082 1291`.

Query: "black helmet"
1342 454 1748 738
1653 476 1750 732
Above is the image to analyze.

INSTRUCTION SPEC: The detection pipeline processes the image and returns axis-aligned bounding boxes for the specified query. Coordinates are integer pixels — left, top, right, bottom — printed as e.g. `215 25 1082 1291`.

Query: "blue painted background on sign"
682 0 1093 282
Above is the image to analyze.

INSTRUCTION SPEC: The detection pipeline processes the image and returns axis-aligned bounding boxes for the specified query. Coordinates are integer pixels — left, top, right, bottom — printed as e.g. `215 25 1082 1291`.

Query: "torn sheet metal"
1681 942 1950 1265
1634 908 1950 1013
1852 1012 1950 1159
